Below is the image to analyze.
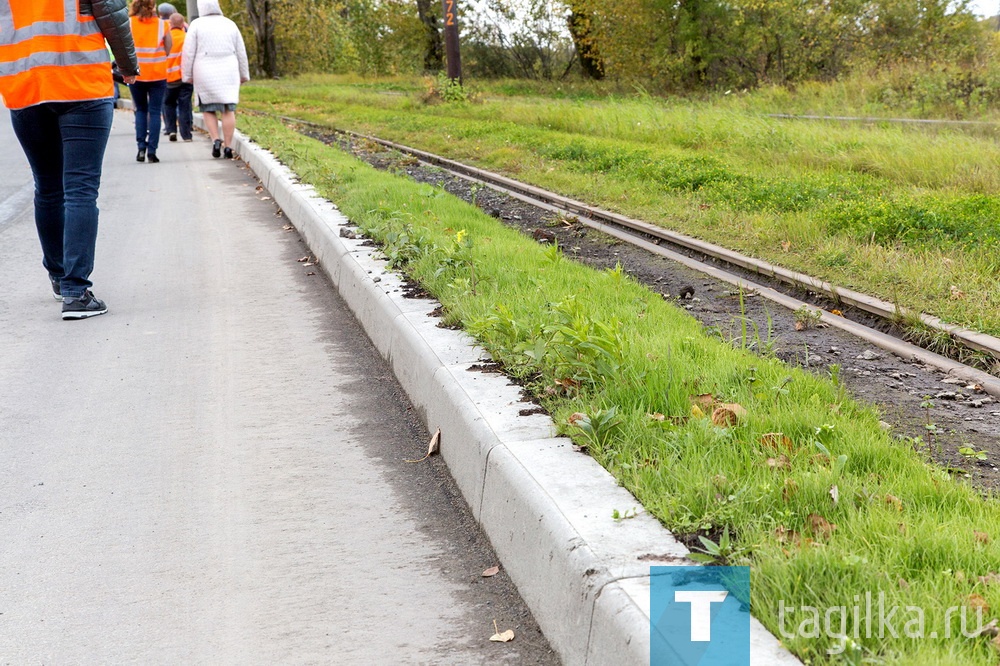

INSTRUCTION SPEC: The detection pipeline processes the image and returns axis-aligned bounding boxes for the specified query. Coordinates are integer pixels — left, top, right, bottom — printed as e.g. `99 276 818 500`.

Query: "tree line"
224 0 996 93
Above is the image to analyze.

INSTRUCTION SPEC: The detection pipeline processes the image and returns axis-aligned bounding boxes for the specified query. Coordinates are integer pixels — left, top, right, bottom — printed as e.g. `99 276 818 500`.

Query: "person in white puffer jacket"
181 0 249 159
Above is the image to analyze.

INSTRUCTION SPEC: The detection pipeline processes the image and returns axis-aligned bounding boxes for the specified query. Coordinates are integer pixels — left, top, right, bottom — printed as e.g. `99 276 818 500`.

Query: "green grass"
240 75 1000 340
238 112 1000 664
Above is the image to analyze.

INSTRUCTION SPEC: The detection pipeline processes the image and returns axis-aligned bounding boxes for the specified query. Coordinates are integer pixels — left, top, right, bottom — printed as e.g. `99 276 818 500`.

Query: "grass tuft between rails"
240 113 1000 665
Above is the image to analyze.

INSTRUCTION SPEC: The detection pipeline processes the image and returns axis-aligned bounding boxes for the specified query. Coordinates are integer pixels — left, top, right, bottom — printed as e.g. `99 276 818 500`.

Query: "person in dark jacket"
0 0 139 319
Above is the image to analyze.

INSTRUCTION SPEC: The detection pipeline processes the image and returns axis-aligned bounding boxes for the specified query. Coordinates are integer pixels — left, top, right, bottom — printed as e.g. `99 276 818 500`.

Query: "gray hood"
197 0 223 15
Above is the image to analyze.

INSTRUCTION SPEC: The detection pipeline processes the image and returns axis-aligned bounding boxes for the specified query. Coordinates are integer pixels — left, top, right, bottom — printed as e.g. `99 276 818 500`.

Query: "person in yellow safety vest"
0 0 139 320
128 0 171 163
163 12 192 142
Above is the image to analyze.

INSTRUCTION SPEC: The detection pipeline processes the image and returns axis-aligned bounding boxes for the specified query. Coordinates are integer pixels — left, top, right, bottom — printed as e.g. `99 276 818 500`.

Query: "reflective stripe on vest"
166 27 185 82
131 16 167 82
0 0 112 109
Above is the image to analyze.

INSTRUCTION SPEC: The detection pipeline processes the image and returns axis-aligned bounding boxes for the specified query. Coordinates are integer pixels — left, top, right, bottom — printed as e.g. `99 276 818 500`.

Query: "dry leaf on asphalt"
297 255 309 262
405 428 441 463
482 566 500 577
489 620 515 643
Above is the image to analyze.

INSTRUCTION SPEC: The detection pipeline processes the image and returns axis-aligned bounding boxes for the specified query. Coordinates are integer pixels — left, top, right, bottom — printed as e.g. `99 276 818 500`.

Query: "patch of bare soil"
303 127 1000 491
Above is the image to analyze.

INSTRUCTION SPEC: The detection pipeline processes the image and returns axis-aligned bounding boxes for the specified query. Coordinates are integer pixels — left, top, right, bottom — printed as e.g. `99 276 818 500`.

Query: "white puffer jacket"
181 3 249 106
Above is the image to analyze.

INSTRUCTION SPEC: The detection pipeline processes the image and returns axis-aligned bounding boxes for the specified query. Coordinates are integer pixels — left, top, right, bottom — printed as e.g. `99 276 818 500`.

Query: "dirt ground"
303 127 1000 492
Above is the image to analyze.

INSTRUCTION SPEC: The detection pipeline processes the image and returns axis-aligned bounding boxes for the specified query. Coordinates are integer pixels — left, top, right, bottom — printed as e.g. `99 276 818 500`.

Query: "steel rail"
266 113 1000 396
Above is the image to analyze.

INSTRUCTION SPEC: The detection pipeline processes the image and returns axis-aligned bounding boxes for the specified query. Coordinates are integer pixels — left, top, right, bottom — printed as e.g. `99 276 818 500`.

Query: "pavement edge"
222 124 801 666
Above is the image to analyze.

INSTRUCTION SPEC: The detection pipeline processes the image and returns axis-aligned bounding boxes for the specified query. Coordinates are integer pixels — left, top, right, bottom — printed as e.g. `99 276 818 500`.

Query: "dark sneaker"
212 139 222 158
137 148 146 162
223 147 233 159
49 275 62 301
62 290 108 320
147 153 160 163
169 133 177 142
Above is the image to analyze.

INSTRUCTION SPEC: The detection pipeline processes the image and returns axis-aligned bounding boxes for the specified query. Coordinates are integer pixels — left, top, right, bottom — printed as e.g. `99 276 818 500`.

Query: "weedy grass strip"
240 113 1000 664
242 76 1000 342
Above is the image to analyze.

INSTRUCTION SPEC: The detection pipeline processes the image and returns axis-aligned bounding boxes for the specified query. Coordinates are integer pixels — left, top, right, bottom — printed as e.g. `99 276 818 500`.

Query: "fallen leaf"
711 403 746 427
950 285 966 300
808 513 836 539
405 428 441 463
980 572 1000 586
489 620 515 643
830 309 843 316
296 255 309 262
884 494 903 512
829 485 839 505
976 531 991 545
691 404 706 419
261 196 272 201
648 412 665 421
567 412 587 425
968 594 990 614
767 455 791 470
972 618 999 638
781 241 792 252
762 432 794 451
689 393 716 409
482 566 500 577
794 320 806 331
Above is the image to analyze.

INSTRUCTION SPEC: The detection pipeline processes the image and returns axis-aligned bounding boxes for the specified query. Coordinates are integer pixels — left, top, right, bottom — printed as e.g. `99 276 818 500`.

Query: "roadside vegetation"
241 75 1000 344
238 111 1000 664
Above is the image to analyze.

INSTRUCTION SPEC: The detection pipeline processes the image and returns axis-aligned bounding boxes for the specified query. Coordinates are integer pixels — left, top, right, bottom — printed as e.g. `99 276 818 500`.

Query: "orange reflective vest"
0 0 113 110
131 16 167 82
165 27 185 83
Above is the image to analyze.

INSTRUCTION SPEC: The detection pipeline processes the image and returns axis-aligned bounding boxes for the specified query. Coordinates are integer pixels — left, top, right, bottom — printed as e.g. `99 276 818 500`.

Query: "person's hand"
123 75 137 84
240 77 249 84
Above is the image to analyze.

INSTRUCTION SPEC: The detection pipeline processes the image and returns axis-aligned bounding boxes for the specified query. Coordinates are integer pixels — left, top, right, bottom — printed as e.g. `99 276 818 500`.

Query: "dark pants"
128 79 167 154
10 99 114 299
164 82 194 140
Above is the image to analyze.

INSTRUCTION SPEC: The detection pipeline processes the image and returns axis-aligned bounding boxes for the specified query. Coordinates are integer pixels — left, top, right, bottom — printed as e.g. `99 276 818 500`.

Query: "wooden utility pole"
441 0 462 83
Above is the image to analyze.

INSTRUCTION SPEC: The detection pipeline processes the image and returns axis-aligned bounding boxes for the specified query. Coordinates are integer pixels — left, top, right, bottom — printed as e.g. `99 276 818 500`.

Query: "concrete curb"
214 119 801 665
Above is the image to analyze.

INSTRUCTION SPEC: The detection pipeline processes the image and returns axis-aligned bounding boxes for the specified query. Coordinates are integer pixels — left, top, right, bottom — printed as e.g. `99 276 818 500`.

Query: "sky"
970 0 998 17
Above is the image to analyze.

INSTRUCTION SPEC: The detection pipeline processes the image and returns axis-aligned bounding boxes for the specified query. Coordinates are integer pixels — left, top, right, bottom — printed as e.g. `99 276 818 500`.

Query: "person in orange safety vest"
128 0 171 163
0 0 139 319
163 12 192 142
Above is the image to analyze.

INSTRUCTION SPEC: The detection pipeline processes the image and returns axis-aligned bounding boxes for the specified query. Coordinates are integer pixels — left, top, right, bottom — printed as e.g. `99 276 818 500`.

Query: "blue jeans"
128 79 166 154
164 82 194 140
10 99 114 299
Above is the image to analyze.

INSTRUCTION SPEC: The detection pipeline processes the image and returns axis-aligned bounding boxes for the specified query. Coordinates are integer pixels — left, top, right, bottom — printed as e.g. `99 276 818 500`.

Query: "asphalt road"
0 110 557 665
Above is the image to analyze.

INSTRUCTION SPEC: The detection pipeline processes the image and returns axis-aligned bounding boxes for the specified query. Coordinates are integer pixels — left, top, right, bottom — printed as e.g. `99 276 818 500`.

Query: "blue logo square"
650 566 751 665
